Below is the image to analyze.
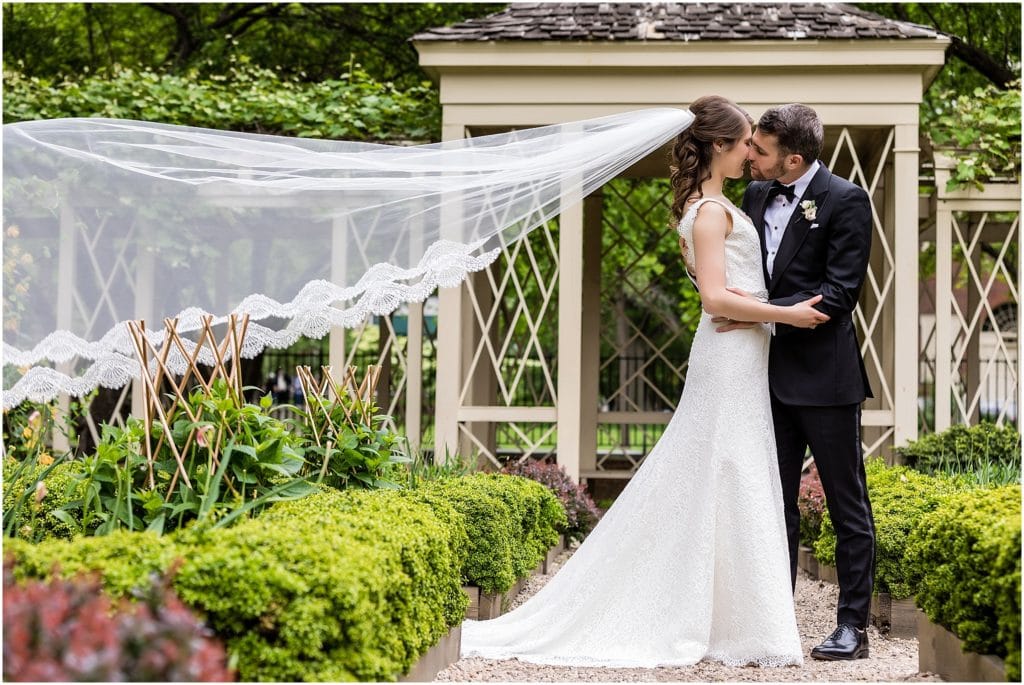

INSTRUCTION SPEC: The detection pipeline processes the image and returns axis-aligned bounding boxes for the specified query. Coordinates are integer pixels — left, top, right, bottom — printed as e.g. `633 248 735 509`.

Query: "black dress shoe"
810 624 869 660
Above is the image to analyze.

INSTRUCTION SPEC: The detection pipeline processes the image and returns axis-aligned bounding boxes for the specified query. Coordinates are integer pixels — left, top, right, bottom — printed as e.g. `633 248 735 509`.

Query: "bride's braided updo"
669 95 753 224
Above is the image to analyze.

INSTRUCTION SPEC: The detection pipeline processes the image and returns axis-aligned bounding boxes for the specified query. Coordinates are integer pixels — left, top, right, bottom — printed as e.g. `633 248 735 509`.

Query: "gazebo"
408 2 952 482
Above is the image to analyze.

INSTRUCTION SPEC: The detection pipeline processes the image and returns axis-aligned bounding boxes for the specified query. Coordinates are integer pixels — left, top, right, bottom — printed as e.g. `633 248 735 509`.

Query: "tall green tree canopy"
2 2 501 86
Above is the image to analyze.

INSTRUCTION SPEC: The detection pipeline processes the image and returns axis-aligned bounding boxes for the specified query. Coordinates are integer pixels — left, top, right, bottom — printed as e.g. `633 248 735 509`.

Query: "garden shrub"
5 488 467 682
3 457 84 541
896 422 1021 484
502 459 601 542
814 458 967 598
412 473 566 594
905 485 1021 681
3 63 440 142
797 464 825 547
3 560 232 682
5 530 178 598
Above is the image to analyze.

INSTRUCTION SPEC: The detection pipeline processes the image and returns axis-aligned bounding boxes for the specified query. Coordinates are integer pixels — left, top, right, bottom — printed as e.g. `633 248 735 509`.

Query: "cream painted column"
578 191 603 476
328 216 348 383
933 204 953 432
52 203 76 453
555 178 585 482
892 124 919 446
405 204 425 453
434 122 467 463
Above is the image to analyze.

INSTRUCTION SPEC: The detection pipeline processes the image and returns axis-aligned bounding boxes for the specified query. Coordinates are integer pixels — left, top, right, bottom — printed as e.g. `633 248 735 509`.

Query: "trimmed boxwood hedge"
2 457 83 541
6 488 467 682
895 422 1021 476
411 473 566 595
813 458 968 598
906 485 1021 682
4 473 566 681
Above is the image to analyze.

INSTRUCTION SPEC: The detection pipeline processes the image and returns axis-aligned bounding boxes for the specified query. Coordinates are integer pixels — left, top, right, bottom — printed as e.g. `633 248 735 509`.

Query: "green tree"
2 3 501 86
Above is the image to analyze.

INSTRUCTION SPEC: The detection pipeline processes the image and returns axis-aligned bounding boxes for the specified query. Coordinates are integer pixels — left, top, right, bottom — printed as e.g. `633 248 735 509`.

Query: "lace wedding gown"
460 198 803 668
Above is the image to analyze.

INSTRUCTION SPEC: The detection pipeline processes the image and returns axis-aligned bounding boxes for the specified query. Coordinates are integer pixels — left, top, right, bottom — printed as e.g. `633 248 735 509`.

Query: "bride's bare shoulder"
689 198 734 238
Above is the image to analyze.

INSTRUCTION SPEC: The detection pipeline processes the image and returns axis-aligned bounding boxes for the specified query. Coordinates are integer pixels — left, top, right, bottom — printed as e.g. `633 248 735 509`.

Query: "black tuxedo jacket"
741 164 873 406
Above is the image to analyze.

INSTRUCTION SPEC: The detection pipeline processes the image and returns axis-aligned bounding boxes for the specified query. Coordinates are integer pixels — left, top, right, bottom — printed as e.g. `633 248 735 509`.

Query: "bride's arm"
691 203 829 328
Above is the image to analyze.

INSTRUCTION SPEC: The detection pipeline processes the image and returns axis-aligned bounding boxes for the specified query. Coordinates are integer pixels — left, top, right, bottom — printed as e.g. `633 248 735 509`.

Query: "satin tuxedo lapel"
753 184 772 288
768 165 832 293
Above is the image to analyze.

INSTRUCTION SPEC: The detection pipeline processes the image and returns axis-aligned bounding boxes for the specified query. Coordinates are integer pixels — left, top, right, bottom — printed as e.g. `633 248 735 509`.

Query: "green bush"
3 457 85 541
896 422 1021 484
412 473 566 594
814 459 967 598
54 380 313 536
905 485 1021 681
6 488 468 682
3 63 440 142
5 530 178 597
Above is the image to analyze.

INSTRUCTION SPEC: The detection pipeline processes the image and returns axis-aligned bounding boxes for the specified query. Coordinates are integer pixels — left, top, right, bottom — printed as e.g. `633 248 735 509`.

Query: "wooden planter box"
543 534 567 574
463 536 565 620
797 544 818 579
870 592 917 639
463 572 533 621
917 609 1006 682
400 625 462 682
817 560 839 585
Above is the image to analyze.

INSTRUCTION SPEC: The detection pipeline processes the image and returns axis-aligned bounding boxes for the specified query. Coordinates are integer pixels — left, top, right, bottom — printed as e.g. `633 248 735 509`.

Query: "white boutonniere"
800 200 817 221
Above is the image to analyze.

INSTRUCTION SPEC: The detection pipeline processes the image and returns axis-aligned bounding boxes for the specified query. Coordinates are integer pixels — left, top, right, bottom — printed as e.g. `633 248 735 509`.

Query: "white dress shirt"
764 160 820 278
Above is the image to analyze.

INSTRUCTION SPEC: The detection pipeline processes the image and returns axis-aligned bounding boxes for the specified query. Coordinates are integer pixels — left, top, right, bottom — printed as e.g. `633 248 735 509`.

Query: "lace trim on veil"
3 239 499 408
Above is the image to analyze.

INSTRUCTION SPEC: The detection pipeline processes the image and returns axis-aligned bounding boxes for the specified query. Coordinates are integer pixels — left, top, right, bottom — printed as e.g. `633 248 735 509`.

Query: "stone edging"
799 544 1008 678
401 626 462 683
464 535 566 620
406 536 565 679
917 609 1007 682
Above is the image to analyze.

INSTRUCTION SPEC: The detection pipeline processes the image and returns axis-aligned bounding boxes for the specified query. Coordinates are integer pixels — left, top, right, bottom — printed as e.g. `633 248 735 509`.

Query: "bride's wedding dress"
460 197 804 668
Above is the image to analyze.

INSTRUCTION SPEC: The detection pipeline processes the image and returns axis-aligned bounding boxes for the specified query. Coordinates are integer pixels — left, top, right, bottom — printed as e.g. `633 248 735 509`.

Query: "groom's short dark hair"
757 104 823 164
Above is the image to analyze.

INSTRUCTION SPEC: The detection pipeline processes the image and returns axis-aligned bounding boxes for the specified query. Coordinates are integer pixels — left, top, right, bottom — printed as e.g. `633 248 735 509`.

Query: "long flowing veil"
2 109 693 408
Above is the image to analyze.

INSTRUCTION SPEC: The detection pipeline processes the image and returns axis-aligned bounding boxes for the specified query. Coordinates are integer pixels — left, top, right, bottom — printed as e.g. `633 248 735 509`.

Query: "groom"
719 104 876 660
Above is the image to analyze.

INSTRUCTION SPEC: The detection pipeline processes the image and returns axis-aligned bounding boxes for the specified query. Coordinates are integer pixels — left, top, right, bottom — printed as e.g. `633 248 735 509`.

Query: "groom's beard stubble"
750 158 786 182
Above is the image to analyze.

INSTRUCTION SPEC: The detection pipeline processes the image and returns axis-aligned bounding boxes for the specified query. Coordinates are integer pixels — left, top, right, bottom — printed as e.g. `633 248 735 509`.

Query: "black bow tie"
767 181 796 203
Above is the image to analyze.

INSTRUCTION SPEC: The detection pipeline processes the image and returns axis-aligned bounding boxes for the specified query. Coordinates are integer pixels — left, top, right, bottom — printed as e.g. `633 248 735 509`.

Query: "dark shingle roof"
413 3 941 42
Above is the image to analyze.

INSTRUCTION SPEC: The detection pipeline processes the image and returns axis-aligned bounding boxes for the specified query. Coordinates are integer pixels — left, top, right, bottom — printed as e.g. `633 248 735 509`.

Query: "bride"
460 95 828 668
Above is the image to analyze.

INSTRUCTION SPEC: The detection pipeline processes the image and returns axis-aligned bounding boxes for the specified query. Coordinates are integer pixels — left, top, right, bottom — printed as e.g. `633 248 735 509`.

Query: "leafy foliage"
3 62 441 142
2 3 500 87
6 487 470 682
905 485 1021 681
501 459 601 542
293 384 410 491
896 421 1021 484
53 379 313 536
797 464 826 547
3 559 232 682
814 459 968 598
929 82 1021 190
410 474 566 594
3 457 82 541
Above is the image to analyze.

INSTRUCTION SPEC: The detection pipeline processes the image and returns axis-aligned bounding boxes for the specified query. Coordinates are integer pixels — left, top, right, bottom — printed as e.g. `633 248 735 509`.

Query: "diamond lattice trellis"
826 127 899 456
595 178 695 473
945 211 1019 426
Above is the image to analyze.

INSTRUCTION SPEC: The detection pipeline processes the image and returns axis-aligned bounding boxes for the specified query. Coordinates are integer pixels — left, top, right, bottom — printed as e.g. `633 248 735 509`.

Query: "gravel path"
437 543 942 682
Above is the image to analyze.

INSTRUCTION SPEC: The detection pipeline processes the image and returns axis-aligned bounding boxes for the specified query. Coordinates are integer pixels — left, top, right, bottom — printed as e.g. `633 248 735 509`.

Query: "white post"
578 192 603 477
405 200 425 454
329 216 349 384
892 124 919 445
933 206 953 432
434 122 467 463
555 175 585 482
53 203 76 454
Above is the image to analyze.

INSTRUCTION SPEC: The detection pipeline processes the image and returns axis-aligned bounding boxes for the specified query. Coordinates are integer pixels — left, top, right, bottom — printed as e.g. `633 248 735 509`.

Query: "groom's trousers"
771 395 876 629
